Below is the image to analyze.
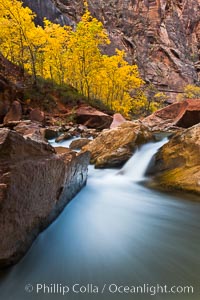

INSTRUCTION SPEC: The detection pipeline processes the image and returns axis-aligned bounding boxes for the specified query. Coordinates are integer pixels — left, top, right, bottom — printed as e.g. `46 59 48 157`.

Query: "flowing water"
0 139 200 300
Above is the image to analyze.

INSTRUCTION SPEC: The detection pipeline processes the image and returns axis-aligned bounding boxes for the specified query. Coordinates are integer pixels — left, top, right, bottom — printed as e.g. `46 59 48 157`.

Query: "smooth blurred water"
0 139 200 300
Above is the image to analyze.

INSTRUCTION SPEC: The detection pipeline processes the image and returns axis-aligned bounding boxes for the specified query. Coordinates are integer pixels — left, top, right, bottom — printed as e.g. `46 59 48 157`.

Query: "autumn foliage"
0 0 149 116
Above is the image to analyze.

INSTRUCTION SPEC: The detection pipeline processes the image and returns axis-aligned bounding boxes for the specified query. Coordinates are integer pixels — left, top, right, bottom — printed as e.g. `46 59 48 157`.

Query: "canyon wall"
23 0 200 94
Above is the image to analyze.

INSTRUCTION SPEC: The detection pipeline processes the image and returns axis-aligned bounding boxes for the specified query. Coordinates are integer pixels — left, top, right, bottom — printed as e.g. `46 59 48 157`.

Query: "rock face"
75 105 113 130
23 0 200 93
23 0 73 26
82 121 152 168
148 124 200 195
0 129 90 267
143 99 200 131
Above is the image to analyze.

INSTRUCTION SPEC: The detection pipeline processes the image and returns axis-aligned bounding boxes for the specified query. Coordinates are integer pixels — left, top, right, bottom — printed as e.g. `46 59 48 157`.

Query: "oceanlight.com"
25 283 194 296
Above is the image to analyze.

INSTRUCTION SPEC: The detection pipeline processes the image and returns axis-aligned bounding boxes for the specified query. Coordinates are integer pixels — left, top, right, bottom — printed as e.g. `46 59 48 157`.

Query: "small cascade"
120 138 168 181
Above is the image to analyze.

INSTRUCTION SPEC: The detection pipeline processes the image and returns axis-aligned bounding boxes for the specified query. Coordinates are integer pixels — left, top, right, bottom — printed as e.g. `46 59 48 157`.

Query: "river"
0 138 200 300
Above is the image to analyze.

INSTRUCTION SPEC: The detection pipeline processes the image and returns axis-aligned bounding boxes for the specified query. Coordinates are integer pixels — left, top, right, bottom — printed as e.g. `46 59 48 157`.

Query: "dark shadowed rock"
143 99 200 131
0 129 90 267
0 101 9 124
3 101 22 124
82 121 153 168
43 126 62 139
148 124 200 195
75 105 113 130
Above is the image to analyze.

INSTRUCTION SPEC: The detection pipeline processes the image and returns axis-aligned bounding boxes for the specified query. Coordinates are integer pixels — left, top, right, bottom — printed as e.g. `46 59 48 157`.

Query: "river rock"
70 138 91 150
82 121 153 168
143 99 200 131
75 105 113 130
148 123 200 195
42 126 62 139
3 101 22 124
0 128 90 267
55 132 72 143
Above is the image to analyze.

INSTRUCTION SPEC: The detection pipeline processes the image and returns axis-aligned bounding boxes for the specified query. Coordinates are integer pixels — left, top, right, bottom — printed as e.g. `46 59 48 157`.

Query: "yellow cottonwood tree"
0 0 45 83
93 50 145 115
0 0 147 116
42 20 71 84
65 8 110 99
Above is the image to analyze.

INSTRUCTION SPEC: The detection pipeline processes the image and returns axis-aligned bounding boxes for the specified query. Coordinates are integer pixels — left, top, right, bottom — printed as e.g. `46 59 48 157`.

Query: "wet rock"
143 99 200 131
80 128 98 139
70 138 91 150
43 126 62 139
55 132 72 143
3 101 22 124
82 121 153 168
0 128 90 267
75 105 113 130
148 124 200 195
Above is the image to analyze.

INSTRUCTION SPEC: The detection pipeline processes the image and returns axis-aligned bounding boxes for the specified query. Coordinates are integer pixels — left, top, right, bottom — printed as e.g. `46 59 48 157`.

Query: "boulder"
143 99 200 131
148 124 200 195
3 101 22 124
82 121 153 168
0 129 90 267
110 113 126 128
14 121 46 143
70 138 91 150
42 126 62 140
29 108 45 123
75 105 113 130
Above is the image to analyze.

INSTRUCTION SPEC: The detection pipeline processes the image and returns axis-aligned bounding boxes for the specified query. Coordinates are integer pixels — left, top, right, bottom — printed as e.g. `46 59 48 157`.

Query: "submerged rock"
82 121 152 168
0 129 90 268
148 123 200 195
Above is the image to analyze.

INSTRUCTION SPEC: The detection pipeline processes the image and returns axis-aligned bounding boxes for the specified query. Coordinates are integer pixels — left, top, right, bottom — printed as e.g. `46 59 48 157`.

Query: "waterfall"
120 138 168 181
